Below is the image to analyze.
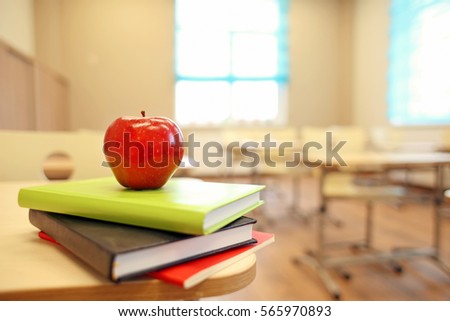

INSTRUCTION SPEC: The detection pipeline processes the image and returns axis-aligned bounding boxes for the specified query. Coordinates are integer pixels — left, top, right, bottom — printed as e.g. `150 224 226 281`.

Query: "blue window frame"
174 0 289 126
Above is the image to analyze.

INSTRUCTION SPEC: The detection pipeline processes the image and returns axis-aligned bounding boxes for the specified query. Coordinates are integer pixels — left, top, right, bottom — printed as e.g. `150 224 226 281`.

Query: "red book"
38 230 274 289
147 230 274 288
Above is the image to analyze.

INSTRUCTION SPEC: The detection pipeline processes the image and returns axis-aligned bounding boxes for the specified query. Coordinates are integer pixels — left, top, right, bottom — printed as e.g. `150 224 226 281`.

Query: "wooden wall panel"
34 65 69 130
0 40 69 131
0 44 35 129
0 45 9 128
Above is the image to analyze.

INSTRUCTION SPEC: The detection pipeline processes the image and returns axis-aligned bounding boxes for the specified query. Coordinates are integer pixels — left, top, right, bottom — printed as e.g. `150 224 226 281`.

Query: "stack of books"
17 177 274 289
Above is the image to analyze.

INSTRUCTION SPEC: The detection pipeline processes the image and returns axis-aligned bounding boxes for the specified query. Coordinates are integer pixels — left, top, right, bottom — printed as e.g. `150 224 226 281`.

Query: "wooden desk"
0 181 256 300
296 151 450 299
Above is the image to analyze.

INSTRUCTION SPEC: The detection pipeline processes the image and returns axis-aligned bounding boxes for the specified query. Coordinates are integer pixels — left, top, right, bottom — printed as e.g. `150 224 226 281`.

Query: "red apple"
103 111 184 189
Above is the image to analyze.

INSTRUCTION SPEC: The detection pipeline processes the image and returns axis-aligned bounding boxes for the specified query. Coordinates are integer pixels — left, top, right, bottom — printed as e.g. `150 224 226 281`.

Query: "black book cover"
29 209 256 281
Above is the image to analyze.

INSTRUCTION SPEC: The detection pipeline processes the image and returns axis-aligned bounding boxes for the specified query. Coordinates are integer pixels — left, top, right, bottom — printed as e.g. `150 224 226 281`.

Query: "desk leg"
292 203 342 300
432 164 450 276
434 164 442 257
289 174 302 217
292 168 342 300
392 164 450 277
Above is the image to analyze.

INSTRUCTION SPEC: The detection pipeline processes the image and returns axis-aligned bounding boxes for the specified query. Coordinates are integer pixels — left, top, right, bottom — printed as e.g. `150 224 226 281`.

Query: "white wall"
351 0 390 127
36 0 175 131
34 0 63 74
0 0 35 56
288 0 344 128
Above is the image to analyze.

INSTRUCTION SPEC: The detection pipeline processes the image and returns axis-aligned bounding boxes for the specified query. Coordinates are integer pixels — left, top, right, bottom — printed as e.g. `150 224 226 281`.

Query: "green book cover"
18 177 265 235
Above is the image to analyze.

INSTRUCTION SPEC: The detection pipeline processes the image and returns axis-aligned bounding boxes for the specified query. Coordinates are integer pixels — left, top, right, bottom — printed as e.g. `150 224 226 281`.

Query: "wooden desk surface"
0 181 256 300
305 151 450 168
340 151 450 166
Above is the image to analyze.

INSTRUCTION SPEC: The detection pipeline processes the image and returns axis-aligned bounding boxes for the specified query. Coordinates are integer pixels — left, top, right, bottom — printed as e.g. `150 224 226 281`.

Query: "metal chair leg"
293 204 343 299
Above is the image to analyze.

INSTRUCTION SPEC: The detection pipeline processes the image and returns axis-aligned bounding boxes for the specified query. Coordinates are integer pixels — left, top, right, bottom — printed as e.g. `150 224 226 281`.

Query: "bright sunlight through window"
388 0 450 126
175 0 289 127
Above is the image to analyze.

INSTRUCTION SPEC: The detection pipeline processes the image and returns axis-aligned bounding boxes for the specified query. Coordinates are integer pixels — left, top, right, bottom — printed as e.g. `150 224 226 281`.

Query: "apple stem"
141 110 146 117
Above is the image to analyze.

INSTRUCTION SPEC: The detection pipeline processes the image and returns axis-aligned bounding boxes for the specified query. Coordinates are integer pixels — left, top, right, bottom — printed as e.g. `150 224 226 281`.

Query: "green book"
18 177 265 235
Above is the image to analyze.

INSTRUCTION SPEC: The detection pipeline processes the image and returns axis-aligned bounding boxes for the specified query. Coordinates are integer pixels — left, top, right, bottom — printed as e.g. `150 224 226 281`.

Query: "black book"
29 209 256 281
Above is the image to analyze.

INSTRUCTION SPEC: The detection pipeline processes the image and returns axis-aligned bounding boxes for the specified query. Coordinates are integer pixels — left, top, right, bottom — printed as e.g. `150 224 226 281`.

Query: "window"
174 0 289 126
388 0 450 126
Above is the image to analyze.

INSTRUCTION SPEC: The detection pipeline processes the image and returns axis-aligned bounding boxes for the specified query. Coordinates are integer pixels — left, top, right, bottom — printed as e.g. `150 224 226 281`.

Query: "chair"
293 168 411 299
221 127 308 223
297 126 376 225
0 129 110 181
253 128 309 219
